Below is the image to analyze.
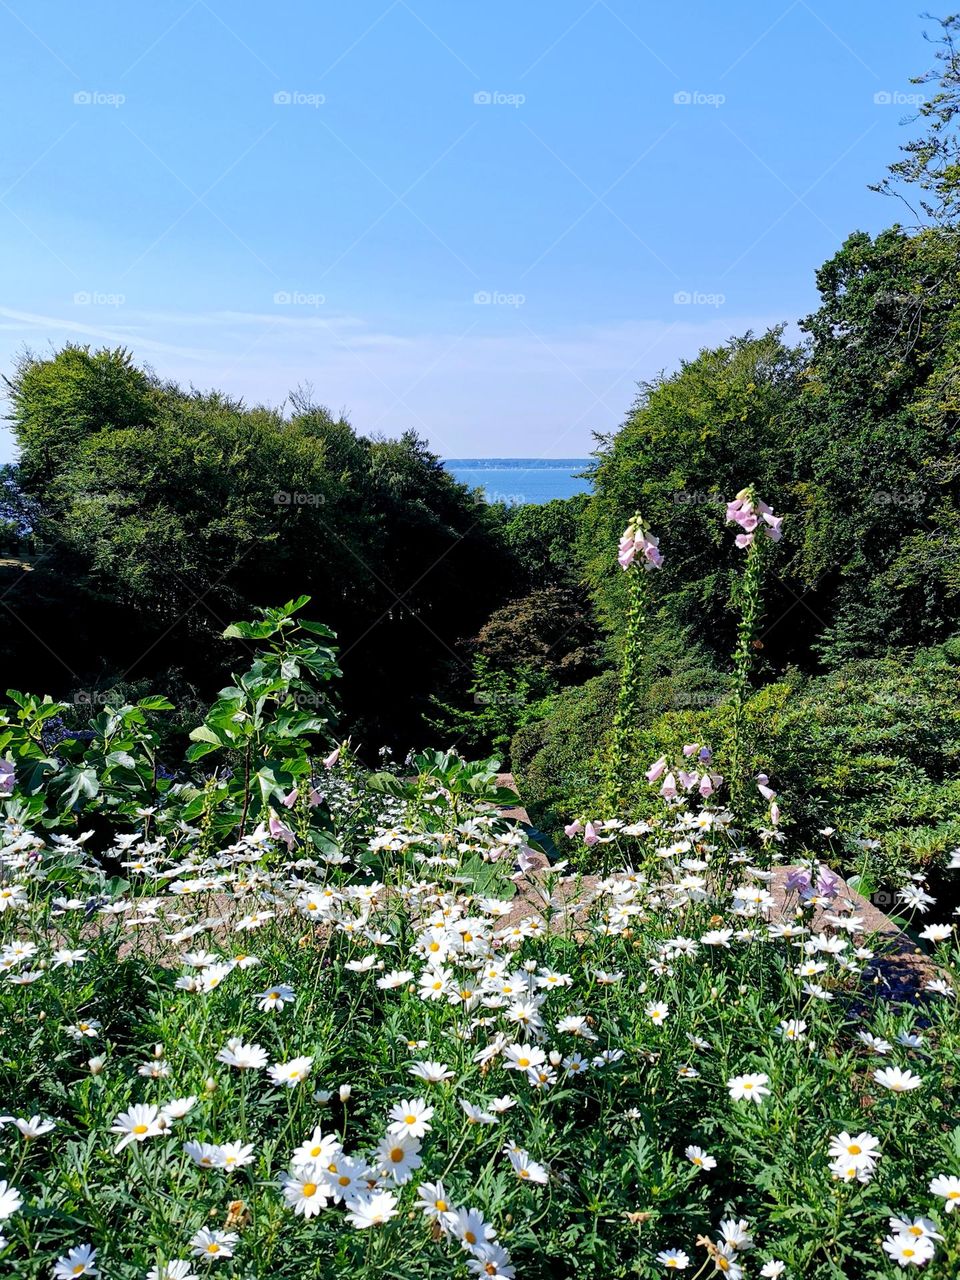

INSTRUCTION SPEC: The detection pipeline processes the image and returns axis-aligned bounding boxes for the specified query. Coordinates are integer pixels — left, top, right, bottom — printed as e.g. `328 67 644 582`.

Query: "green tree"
872 13 960 224
1 347 516 750
794 226 960 661
579 329 804 667
5 345 155 501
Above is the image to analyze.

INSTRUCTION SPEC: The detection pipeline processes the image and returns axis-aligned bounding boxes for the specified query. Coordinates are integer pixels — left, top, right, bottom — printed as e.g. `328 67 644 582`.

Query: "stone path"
494 773 531 824
491 780 936 1005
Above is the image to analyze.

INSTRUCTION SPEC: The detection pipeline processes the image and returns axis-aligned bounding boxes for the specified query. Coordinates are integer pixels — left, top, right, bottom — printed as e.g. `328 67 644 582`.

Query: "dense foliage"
1 350 514 752
516 170 960 862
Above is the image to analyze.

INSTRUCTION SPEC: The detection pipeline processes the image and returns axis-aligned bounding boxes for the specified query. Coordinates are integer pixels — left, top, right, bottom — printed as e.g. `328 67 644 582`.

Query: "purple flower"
268 811 296 850
727 491 782 548
784 869 811 895
816 866 842 900
645 756 667 784
617 516 663 572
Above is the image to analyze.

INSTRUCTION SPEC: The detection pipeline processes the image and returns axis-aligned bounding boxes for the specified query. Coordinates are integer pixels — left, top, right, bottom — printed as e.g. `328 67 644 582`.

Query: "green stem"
728 534 764 821
602 560 647 817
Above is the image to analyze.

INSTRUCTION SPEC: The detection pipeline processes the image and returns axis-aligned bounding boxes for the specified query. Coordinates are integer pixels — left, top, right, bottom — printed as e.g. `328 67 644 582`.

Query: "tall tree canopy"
2 345 513 749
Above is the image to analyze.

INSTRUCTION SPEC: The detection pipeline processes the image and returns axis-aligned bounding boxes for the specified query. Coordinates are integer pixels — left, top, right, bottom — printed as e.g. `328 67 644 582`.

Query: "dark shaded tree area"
1 345 516 753
478 496 601 684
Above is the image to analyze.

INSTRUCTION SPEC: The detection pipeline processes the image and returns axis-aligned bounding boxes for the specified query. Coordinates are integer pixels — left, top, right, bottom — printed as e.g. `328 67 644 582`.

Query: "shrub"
511 671 617 838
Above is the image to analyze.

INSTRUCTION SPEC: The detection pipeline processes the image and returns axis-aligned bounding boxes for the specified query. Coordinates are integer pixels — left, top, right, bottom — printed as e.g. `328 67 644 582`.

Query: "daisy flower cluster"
1 746 960 1278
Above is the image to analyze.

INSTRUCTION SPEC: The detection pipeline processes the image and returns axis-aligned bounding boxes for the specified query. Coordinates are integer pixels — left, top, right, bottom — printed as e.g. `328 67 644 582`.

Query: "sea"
444 458 592 506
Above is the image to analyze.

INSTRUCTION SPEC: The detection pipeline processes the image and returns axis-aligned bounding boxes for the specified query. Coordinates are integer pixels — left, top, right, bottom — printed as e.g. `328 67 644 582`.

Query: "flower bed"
1 770 959 1279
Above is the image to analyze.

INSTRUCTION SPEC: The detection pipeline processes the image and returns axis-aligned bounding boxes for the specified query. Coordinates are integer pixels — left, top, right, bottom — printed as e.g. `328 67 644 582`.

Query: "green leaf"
223 620 277 640
188 725 223 745
61 767 99 808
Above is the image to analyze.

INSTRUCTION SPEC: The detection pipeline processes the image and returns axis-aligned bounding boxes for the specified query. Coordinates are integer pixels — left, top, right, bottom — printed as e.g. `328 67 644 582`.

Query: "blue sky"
0 0 934 460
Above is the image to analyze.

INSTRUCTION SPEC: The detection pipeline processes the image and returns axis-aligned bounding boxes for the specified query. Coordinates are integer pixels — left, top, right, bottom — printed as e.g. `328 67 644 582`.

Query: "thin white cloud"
0 306 789 460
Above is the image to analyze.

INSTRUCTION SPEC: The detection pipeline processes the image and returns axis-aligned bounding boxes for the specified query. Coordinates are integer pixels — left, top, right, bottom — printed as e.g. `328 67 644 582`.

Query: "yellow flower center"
404 1115 416 1125
389 1148 404 1163
436 1199 447 1212
207 1244 220 1254
518 1057 530 1068
848 1144 861 1155
338 1175 350 1186
465 1231 477 1245
303 1183 317 1197
133 1124 149 1135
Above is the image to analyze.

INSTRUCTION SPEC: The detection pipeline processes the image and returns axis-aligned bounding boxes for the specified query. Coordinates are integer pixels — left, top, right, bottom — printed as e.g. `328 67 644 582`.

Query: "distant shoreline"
443 457 592 468
443 459 592 505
